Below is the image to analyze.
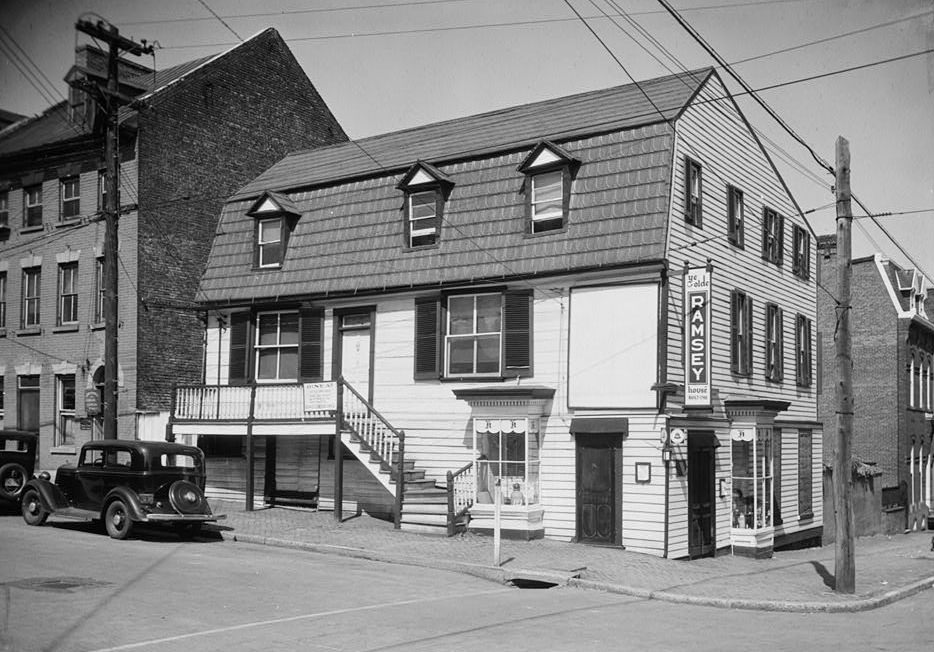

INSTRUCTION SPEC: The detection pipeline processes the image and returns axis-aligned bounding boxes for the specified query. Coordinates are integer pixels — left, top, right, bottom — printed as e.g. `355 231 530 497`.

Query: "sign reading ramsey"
684 266 711 407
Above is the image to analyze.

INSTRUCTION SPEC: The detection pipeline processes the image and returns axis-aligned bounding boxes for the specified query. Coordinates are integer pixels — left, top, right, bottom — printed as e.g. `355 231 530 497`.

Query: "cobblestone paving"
207 501 934 610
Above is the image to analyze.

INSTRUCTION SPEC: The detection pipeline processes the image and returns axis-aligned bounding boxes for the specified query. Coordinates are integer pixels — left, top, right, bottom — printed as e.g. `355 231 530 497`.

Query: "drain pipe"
662 430 671 558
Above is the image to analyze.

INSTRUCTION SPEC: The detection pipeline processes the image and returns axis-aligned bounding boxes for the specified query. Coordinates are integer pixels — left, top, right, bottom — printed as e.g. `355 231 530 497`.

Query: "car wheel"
104 500 133 540
174 523 202 540
21 489 48 526
0 462 28 501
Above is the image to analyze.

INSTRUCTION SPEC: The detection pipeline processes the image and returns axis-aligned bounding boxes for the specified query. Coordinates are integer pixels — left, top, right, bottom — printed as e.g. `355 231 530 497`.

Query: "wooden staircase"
338 379 466 536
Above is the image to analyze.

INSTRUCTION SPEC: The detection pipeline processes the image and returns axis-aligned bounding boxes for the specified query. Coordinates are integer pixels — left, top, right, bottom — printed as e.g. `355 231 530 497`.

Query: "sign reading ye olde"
684 267 711 407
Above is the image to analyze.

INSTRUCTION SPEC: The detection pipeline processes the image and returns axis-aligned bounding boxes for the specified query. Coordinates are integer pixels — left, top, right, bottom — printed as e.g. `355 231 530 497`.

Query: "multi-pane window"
24 185 42 227
0 190 8 227
56 375 76 446
798 429 813 519
94 257 105 323
684 157 702 227
795 314 812 387
0 272 6 329
530 170 565 233
727 185 744 247
446 294 502 376
762 207 784 265
407 190 439 247
730 289 753 376
765 302 784 382
22 267 41 327
254 311 299 381
58 262 78 325
60 176 80 220
792 224 810 279
256 218 283 267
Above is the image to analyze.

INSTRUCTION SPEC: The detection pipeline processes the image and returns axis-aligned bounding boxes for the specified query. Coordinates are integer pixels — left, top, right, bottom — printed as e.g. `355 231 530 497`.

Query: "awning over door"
569 417 629 436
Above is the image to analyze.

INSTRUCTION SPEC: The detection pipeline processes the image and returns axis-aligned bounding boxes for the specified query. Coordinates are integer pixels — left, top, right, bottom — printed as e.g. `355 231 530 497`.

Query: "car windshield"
158 454 198 470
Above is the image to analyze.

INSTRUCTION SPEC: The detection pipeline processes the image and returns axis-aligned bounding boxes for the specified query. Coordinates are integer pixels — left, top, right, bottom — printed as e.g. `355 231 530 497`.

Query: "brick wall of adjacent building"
133 28 347 411
817 241 900 488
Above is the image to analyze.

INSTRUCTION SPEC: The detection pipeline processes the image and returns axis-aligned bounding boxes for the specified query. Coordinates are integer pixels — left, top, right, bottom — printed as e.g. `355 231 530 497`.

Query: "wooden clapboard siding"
274 436 321 494
204 314 230 385
204 437 266 495
666 74 818 423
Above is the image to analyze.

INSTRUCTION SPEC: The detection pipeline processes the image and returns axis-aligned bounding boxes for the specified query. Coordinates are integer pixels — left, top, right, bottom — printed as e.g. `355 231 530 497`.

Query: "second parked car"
21 439 224 539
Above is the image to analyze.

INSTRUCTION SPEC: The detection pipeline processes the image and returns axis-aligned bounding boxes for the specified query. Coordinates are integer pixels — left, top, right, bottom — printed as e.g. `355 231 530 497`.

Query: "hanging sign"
85 389 101 416
684 266 712 407
303 382 337 412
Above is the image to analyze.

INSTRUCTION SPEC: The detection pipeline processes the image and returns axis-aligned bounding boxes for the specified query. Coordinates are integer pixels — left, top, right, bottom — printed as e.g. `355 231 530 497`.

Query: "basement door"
575 434 623 545
335 309 374 405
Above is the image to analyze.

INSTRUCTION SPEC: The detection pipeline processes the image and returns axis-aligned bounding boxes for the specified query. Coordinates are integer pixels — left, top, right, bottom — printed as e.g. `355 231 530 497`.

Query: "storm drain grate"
5 577 111 593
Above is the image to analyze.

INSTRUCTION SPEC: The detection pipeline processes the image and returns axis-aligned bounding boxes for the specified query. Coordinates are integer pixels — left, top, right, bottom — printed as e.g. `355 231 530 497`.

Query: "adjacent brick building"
0 28 347 470
817 236 934 510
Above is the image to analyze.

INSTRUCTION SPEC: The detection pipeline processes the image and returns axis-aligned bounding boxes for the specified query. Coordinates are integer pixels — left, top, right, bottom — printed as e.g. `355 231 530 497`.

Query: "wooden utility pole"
834 136 856 593
74 20 152 439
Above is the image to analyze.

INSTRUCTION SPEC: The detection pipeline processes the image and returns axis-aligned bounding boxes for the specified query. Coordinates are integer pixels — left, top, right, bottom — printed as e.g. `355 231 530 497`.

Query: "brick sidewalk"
206 500 934 612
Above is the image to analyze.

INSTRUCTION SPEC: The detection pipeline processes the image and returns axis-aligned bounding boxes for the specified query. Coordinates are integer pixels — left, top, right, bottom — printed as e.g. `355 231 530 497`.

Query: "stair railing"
338 378 405 529
446 460 476 536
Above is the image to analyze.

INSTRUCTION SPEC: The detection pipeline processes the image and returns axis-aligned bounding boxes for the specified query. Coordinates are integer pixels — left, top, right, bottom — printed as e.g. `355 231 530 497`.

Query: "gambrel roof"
198 69 714 306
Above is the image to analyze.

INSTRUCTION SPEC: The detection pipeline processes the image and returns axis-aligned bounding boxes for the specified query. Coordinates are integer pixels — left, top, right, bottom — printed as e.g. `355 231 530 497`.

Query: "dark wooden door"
576 436 621 545
688 432 716 558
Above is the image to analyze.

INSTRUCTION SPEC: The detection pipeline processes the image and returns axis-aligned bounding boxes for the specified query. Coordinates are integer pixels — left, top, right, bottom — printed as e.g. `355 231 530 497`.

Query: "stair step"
401 513 449 526
400 522 449 535
403 503 449 515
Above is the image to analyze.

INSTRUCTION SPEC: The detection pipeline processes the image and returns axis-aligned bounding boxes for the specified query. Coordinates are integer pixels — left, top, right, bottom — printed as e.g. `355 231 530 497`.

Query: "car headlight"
38 471 51 481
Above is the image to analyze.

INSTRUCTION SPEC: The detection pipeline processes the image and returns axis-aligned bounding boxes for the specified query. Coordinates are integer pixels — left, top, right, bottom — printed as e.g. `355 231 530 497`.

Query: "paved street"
2 511 933 652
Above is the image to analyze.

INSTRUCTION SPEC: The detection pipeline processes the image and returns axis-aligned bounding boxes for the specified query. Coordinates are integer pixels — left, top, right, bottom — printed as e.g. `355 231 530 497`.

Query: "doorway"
333 308 375 405
17 375 39 432
575 434 623 545
687 430 718 558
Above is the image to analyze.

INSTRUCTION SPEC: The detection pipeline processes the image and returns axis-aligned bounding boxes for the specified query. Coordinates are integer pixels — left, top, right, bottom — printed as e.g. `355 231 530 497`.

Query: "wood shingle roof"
198 69 714 306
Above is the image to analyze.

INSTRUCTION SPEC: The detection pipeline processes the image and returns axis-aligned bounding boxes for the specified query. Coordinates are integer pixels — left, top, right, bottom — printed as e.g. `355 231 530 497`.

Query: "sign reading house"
684 266 711 407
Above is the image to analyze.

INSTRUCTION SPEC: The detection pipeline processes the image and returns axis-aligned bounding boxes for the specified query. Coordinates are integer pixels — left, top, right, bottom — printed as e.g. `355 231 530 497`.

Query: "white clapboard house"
168 68 822 559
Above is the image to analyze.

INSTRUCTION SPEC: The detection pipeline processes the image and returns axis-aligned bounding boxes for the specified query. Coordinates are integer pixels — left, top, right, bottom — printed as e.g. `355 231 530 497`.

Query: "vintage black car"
0 430 39 504
21 439 224 539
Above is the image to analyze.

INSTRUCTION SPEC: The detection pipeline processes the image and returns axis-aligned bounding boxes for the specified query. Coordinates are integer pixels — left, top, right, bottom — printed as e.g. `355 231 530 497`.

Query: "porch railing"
446 461 475 536
173 383 335 421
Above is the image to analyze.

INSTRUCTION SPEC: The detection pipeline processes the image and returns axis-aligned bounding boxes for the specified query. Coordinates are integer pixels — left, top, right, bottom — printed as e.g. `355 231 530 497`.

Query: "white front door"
338 312 372 403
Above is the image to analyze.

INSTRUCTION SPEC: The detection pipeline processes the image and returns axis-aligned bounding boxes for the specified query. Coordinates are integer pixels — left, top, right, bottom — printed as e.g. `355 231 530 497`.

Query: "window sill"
16 326 42 336
19 225 45 235
56 217 82 228
799 512 814 522
251 264 283 271
53 323 80 333
402 242 440 253
90 321 105 331
523 224 568 238
51 446 77 455
439 375 508 383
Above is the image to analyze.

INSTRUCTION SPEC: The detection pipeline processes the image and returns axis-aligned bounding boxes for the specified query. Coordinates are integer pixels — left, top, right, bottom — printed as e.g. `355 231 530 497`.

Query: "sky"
2 0 932 281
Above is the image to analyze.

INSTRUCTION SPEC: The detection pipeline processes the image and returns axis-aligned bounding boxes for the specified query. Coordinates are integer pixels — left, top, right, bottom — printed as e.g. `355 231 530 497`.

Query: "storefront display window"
473 418 540 506
731 427 772 530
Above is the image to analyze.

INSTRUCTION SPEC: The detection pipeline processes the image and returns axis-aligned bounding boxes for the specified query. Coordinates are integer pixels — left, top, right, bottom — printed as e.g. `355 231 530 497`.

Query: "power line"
196 0 243 42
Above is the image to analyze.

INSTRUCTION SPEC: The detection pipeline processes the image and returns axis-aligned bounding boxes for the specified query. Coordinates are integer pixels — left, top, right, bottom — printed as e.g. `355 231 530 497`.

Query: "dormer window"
518 141 577 235
397 161 453 249
247 191 301 270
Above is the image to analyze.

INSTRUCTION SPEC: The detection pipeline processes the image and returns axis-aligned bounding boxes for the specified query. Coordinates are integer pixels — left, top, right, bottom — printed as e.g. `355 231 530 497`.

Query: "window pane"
448 339 474 374
279 312 299 345
279 349 298 380
475 295 501 333
260 242 282 266
475 334 500 373
532 171 562 219
410 192 436 220
62 377 76 409
258 314 278 345
256 349 278 379
448 296 474 335
259 219 280 243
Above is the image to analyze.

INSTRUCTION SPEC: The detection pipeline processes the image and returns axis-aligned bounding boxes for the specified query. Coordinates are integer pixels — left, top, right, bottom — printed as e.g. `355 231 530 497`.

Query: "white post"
493 478 502 567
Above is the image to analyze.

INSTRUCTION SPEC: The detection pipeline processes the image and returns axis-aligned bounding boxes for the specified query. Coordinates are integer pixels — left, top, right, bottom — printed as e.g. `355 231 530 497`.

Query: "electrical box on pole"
74 19 152 440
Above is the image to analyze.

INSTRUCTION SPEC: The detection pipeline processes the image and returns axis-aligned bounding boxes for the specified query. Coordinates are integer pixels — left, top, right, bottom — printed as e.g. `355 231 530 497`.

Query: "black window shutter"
744 296 753 374
414 296 441 379
503 290 533 377
299 307 324 381
228 311 251 386
730 291 739 373
777 214 785 265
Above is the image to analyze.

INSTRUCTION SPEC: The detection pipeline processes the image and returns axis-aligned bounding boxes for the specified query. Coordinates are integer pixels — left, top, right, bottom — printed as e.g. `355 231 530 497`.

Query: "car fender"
101 487 147 522
22 478 70 512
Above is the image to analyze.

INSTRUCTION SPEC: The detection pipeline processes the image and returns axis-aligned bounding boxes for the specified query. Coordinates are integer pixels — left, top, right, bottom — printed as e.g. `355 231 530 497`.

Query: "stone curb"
217 530 934 613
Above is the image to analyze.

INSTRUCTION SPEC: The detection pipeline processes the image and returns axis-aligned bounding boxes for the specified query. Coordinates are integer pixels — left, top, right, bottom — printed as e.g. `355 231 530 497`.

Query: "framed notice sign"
684 266 711 407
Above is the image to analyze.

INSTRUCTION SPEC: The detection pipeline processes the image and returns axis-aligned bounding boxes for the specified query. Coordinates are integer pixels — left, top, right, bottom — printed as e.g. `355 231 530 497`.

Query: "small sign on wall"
684 266 712 407
303 382 337 412
635 462 652 483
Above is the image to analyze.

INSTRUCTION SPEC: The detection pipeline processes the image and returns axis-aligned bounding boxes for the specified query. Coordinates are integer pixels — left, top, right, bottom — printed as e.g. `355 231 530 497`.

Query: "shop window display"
473 418 540 506
731 427 772 530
